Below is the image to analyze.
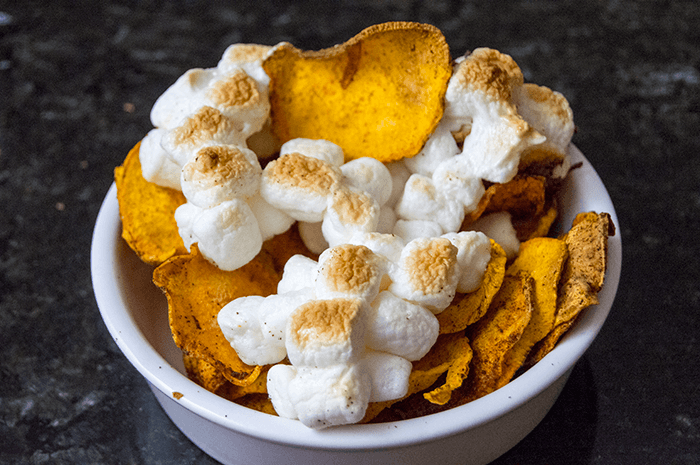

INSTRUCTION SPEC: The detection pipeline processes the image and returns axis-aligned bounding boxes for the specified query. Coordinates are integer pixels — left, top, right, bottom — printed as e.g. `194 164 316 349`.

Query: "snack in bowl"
111 21 615 430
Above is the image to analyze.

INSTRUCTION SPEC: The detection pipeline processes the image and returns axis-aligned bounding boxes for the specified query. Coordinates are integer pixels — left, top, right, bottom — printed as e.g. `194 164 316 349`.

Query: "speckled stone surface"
1 1 699 464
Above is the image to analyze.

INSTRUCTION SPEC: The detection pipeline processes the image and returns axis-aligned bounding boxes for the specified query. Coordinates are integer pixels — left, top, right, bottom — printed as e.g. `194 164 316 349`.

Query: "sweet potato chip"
524 212 615 367
462 176 546 227
462 272 534 402
423 333 474 405
263 21 452 162
153 244 280 386
496 237 568 386
437 241 507 334
512 200 559 241
183 354 228 392
114 141 187 265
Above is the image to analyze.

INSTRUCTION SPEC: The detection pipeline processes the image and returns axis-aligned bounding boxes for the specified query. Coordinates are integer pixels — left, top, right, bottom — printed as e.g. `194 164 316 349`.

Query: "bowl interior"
91 144 621 449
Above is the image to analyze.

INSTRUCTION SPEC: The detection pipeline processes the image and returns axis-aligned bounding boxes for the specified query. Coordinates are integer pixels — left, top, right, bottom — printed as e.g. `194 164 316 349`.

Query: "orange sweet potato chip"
263 21 452 162
462 176 546 227
114 141 187 266
153 244 280 386
437 241 507 334
462 272 534 402
496 237 568 386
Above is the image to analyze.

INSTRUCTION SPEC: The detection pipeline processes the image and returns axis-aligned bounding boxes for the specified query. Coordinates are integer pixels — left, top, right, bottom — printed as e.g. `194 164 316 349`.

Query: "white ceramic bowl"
91 145 621 465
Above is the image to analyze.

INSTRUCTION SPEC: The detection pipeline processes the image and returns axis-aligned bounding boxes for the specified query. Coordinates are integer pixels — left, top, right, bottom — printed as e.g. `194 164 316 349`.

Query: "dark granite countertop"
1 1 698 463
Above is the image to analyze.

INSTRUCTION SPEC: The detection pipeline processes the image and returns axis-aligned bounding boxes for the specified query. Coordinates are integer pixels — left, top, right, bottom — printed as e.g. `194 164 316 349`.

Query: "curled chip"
153 244 280 386
525 211 615 367
462 176 547 227
263 21 452 162
463 272 534 402
114 141 187 265
422 333 473 405
437 241 507 334
497 237 568 386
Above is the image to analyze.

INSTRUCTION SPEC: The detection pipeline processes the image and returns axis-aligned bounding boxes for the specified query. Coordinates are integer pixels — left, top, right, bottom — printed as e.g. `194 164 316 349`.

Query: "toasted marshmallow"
180 145 262 208
403 123 460 177
161 106 247 167
346 231 405 264
217 43 272 85
392 219 443 243
191 198 263 270
247 193 295 242
151 68 218 129
268 363 371 429
315 244 387 302
321 187 381 247
297 221 329 255
388 237 460 313
260 152 342 222
467 211 520 259
361 350 412 402
340 157 393 206
138 128 182 190
285 298 366 368
444 48 545 183
280 138 345 167
384 160 411 208
365 291 439 361
441 231 492 293
394 174 465 233
277 254 318 295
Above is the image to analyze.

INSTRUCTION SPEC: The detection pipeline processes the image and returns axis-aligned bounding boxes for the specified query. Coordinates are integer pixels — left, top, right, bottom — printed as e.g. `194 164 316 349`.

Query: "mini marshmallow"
365 291 439 361
392 219 443 243
315 244 387 302
321 187 380 247
394 174 465 233
173 201 201 251
297 221 329 255
388 237 460 313
247 193 295 242
161 106 248 168
280 138 345 167
268 363 371 429
467 211 520 259
285 298 366 368
340 157 393 206
431 156 485 214
277 254 318 295
180 144 262 208
441 231 492 293
403 123 460 177
346 231 405 264
260 152 342 222
191 198 263 270
151 67 218 129
138 128 182 190
217 295 267 365
217 43 272 86
361 350 412 402
258 290 315 362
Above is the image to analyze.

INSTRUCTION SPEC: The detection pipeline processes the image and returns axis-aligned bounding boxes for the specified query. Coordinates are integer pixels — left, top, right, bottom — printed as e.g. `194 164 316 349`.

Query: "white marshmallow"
280 138 345 167
394 174 465 233
247 193 295 242
297 221 329 255
388 237 460 313
217 295 267 365
340 157 393 206
321 187 380 247
467 211 520 259
138 128 182 190
217 43 273 86
403 123 460 177
277 254 318 295
161 106 248 168
260 152 342 222
173 202 201 251
151 68 218 130
259 290 315 360
180 145 262 208
315 244 387 302
191 198 263 270
431 156 485 214
362 350 412 402
269 363 371 429
365 291 439 361
346 231 405 264
441 231 492 293
285 298 366 368
392 219 443 243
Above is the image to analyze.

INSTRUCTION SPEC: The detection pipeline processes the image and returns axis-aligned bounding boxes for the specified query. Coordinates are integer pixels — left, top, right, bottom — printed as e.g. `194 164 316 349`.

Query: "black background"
1 1 699 463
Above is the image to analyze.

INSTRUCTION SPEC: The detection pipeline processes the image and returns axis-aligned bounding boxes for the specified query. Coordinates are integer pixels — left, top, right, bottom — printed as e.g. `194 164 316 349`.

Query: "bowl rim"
91 144 621 450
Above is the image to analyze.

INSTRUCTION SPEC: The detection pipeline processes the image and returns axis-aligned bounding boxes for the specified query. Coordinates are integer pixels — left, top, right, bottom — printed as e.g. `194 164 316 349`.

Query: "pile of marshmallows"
138 43 574 428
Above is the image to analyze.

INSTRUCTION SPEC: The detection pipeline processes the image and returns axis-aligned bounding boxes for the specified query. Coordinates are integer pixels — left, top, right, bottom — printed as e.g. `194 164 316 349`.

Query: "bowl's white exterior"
91 145 621 465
